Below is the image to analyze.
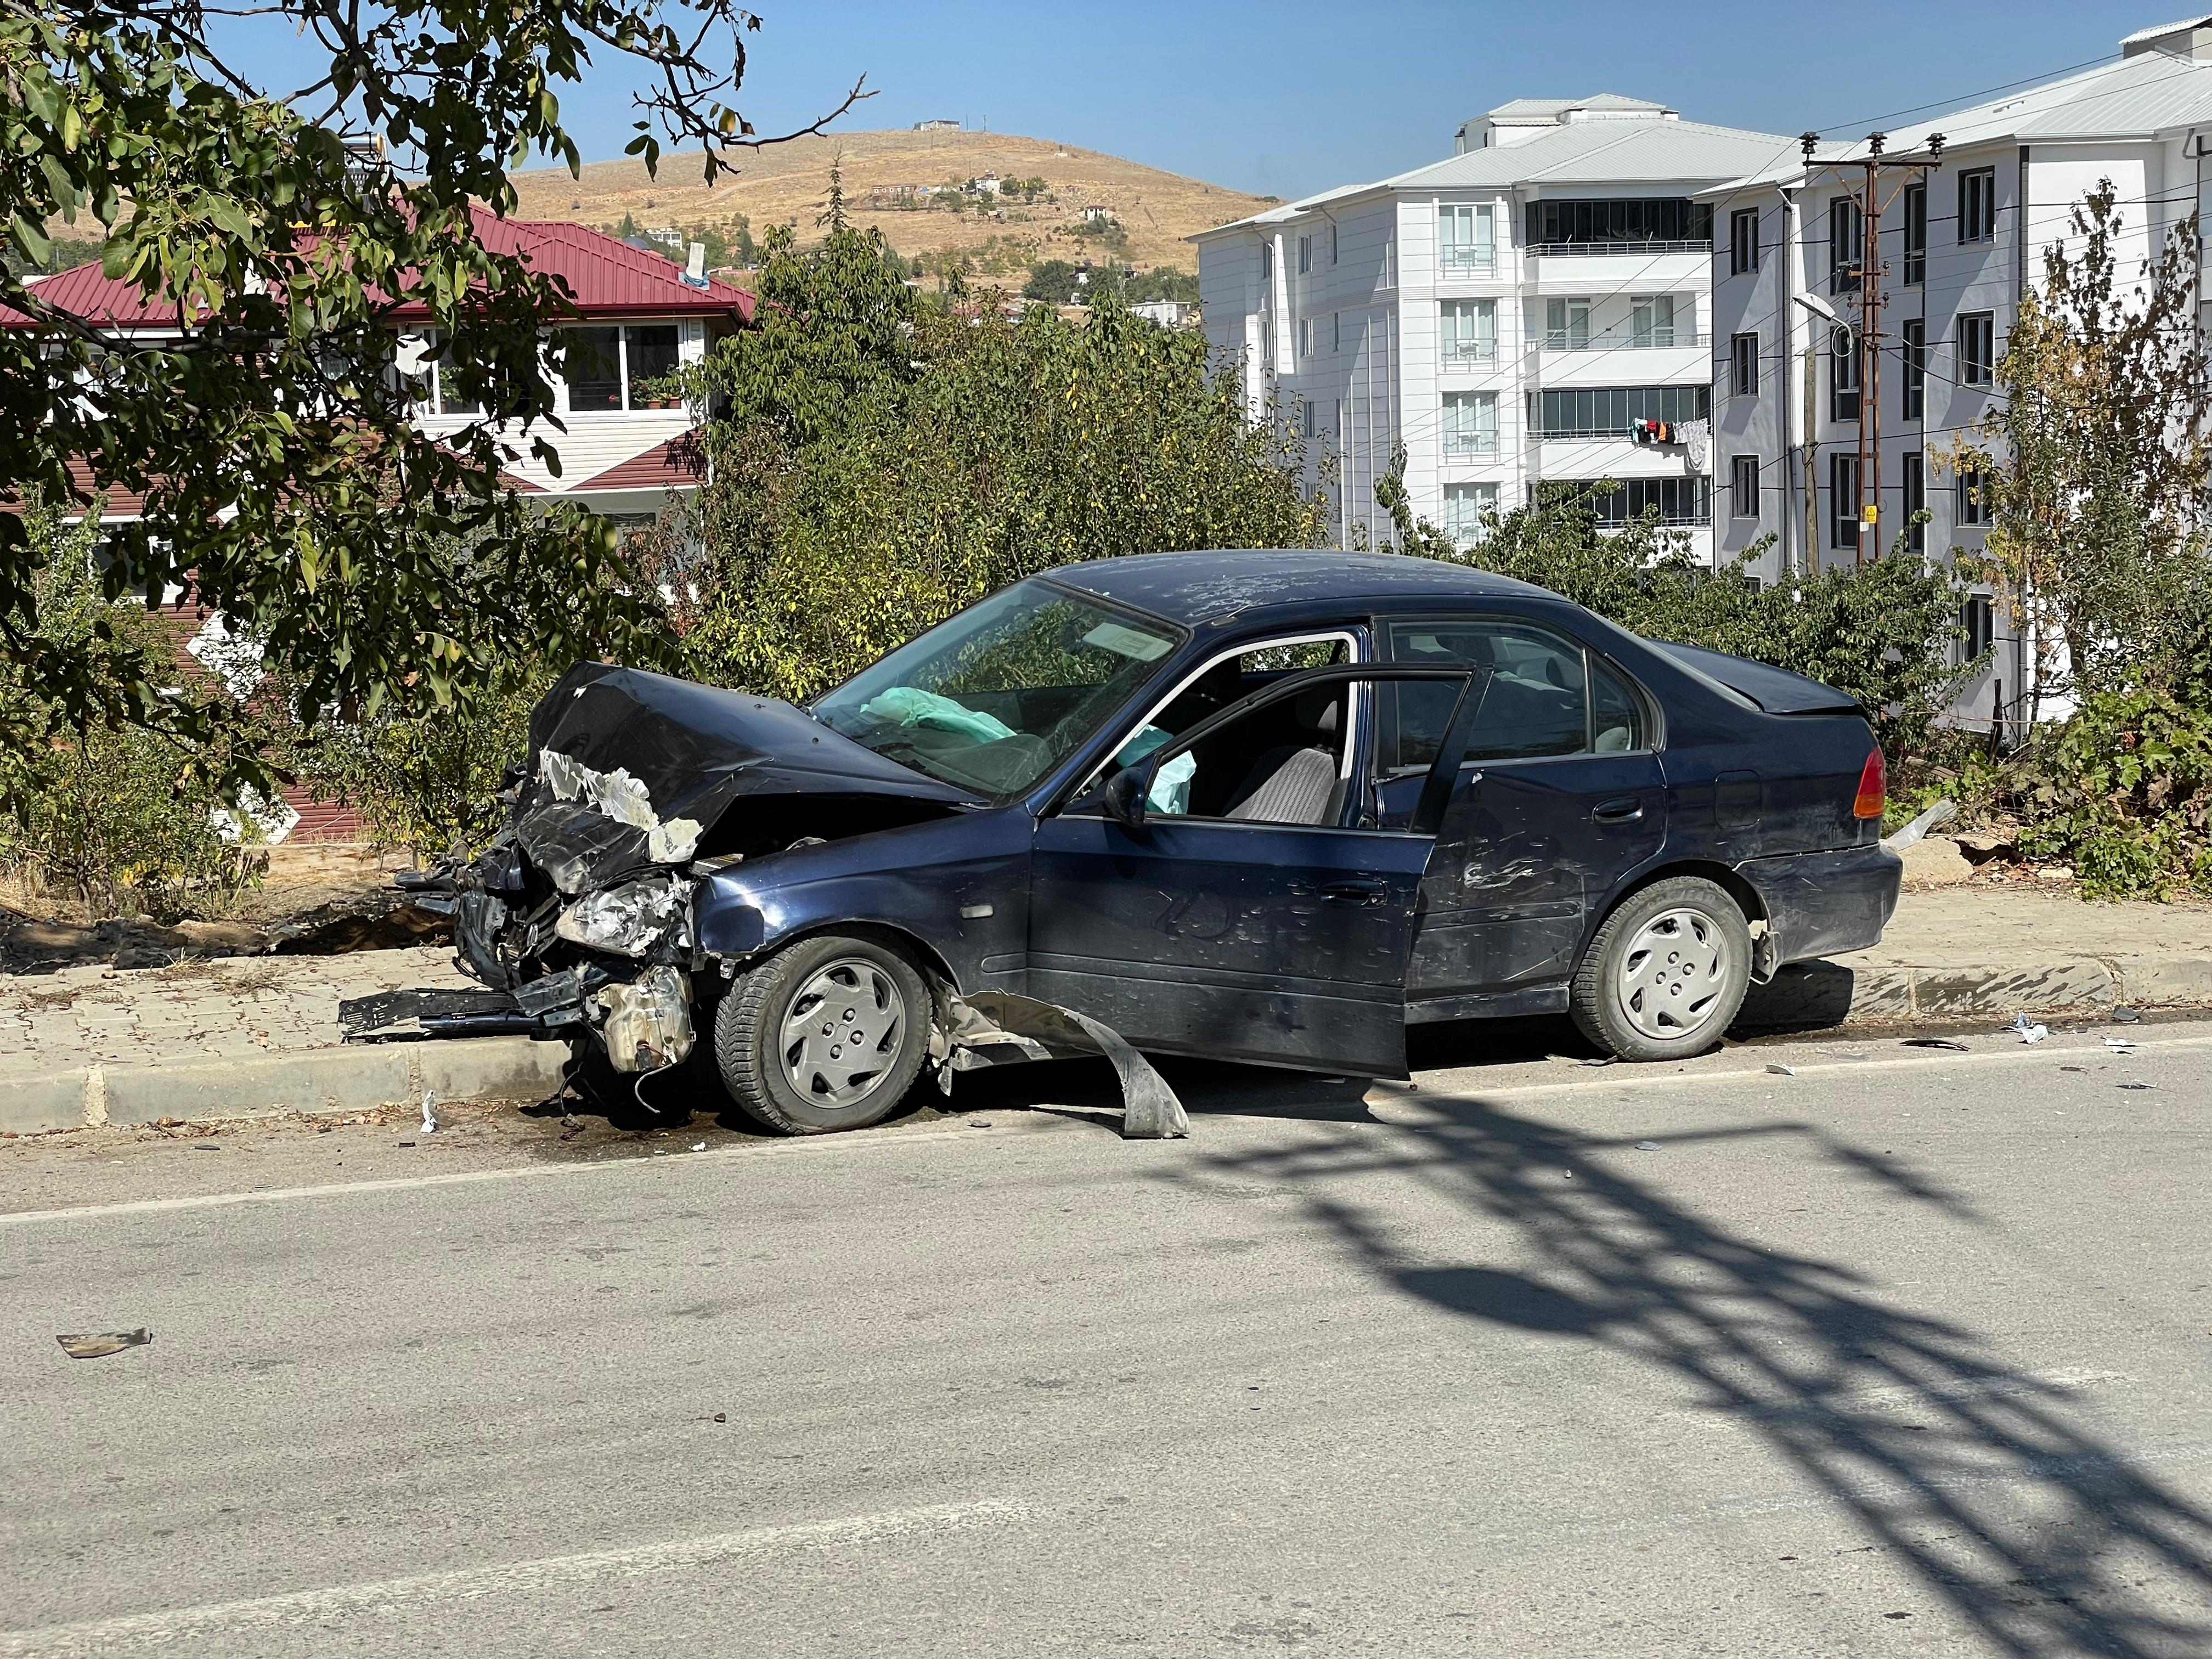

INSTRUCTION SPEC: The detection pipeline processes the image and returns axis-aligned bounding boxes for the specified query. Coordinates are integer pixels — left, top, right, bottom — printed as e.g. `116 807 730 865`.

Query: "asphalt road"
4 1019 2211 1657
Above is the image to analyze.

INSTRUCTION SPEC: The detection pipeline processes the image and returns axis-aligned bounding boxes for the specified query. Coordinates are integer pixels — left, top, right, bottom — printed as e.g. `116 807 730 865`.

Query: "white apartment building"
1192 97 1795 558
1704 17 2212 730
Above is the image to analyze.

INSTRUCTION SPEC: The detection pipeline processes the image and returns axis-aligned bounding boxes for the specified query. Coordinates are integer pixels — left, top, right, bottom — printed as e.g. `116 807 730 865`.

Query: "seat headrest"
1294 686 1340 735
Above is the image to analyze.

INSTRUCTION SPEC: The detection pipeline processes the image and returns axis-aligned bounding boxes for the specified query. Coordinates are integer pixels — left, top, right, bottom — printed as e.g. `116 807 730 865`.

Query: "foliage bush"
647 224 1329 706
0 503 264 921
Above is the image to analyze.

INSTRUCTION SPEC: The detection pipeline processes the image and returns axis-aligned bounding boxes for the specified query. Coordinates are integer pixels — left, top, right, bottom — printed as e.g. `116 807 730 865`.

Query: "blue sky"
235 2 2144 200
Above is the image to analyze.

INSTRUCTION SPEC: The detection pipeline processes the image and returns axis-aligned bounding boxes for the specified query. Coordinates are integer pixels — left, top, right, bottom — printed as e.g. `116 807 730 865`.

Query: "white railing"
1437 246 1497 276
1531 239 1711 257
1440 340 1499 366
1542 329 1702 351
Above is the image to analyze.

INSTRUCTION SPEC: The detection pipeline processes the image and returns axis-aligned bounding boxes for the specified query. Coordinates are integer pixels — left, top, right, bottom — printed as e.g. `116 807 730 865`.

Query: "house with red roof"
6 216 754 524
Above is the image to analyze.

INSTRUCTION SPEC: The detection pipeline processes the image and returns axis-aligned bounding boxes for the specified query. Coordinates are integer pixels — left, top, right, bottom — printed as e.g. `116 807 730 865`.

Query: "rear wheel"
714 934 929 1134
1570 877 1751 1062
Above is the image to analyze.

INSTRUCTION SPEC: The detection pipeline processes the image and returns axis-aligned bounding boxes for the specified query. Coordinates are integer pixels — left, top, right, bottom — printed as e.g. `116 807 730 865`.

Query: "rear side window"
1387 619 1647 768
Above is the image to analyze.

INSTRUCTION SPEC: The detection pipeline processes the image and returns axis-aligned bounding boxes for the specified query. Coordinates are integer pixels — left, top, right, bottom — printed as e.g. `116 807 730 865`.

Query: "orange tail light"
1854 746 1887 820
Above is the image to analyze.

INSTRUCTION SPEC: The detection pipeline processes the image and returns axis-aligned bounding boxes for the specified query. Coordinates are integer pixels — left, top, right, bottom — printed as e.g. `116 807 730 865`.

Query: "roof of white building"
2120 14 2212 50
1193 112 1795 240
1703 35 2212 196
1482 93 1674 120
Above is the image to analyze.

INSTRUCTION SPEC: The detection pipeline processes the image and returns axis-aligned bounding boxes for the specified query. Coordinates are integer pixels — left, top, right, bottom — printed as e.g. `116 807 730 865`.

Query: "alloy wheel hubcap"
781 959 905 1107
1616 907 1730 1042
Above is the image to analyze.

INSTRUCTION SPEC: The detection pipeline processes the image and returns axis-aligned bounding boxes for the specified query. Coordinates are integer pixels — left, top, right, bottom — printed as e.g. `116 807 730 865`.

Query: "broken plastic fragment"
1635 1141 1662 1152
595 966 695 1074
2112 1006 2142 1025
1766 1063 1796 1076
2102 1036 2135 1052
941 991 1188 1138
420 1091 438 1135
58 1329 152 1359
555 874 691 957
1903 1037 1969 1051
2010 1014 2049 1045
1881 798 1956 851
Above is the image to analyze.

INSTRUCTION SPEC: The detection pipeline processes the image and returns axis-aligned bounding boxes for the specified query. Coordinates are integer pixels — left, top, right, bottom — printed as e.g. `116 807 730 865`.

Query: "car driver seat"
1226 690 1345 825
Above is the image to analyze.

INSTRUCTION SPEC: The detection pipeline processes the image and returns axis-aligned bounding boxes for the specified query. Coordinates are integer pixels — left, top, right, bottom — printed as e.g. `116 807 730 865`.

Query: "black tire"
714 933 930 1134
1569 876 1752 1062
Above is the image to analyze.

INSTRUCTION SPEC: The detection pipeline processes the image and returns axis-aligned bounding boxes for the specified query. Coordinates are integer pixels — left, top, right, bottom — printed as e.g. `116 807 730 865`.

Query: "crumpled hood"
517 662 980 894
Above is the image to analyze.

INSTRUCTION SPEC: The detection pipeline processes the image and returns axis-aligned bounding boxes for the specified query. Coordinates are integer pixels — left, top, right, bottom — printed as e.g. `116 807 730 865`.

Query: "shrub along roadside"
0 501 266 922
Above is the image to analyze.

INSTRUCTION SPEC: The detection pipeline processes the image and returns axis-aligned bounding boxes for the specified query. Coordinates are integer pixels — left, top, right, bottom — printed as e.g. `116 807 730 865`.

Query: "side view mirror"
1102 766 1151 831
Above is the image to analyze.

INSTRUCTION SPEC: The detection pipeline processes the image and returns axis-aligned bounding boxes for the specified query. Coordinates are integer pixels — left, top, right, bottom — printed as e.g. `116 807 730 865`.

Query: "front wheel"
714 934 930 1134
1569 877 1751 1062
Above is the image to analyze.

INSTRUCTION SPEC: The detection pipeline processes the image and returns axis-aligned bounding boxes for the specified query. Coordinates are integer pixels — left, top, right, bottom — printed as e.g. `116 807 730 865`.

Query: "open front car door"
1028 665 1483 1079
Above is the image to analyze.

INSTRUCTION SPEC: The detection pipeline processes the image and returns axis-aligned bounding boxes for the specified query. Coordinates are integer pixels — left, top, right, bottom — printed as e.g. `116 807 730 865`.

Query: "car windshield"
811 578 1185 796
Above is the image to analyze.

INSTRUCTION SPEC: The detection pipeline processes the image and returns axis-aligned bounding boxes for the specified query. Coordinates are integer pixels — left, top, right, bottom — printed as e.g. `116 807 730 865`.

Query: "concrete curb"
1737 952 2212 1034
5 952 2210 1138
0 1037 568 1138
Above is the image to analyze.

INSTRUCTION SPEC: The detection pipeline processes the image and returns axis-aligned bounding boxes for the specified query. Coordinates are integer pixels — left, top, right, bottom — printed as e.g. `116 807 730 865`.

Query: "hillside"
507 128 1273 283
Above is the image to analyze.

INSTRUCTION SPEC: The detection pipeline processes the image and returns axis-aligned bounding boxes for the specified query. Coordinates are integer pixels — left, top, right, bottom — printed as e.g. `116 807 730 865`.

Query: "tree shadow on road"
1166 1096 2212 1656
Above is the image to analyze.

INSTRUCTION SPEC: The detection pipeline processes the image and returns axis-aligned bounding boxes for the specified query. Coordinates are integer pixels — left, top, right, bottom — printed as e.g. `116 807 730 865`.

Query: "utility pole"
1800 131 1944 565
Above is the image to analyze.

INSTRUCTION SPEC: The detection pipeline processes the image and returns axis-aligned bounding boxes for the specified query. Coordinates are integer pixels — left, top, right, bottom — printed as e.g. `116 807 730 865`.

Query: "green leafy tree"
655 292 1328 703
1022 258 1079 303
1 0 867 785
1949 180 2212 714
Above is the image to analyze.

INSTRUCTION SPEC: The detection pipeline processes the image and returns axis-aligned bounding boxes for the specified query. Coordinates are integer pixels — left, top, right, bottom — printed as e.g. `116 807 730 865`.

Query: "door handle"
1592 797 1645 824
1322 877 1390 904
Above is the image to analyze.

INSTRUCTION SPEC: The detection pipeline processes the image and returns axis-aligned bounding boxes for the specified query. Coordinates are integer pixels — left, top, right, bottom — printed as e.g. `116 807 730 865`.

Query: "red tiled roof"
571 431 709 494
1 213 752 330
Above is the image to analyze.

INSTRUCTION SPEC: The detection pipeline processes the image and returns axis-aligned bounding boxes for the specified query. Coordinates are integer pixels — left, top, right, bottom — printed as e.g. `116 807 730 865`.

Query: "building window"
1442 391 1499 456
556 323 680 413
1903 181 1927 285
1901 318 1926 419
1830 194 1862 294
1298 234 1312 274
1522 198 1712 248
1330 223 1339 264
1261 240 1273 279
1831 453 1862 549
1630 295 1678 347
1442 482 1499 546
1901 452 1925 554
1958 167 1996 244
1830 325 1859 422
1960 311 1995 386
1581 476 1711 526
1298 317 1311 362
1730 331 1758 396
1544 297 1591 350
1957 465 1990 526
1536 385 1709 436
1730 207 1759 274
1332 312 1342 353
1438 204 1496 275
1301 400 1316 439
1731 454 1760 519
414 330 482 416
1961 594 1994 659
1440 299 1497 366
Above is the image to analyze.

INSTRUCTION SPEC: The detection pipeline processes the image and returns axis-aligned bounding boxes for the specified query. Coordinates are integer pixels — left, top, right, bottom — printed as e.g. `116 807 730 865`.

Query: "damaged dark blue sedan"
363 551 1901 1135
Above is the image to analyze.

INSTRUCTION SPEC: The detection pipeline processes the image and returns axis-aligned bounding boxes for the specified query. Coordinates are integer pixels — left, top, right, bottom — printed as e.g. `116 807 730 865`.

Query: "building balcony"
1526 249 1709 294
1537 341 1707 387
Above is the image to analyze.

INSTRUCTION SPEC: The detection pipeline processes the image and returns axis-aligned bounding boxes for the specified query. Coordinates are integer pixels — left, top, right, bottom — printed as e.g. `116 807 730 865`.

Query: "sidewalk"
3 886 2208 1137
0 947 562 1135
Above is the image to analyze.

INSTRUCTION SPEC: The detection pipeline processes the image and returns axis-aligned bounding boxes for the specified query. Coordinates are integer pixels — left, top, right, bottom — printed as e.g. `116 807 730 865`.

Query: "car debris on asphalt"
57 1329 152 1360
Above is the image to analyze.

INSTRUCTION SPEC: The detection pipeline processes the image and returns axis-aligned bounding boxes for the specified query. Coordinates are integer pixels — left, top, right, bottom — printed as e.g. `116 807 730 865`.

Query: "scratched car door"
1028 666 1471 1077
1375 614 1666 1007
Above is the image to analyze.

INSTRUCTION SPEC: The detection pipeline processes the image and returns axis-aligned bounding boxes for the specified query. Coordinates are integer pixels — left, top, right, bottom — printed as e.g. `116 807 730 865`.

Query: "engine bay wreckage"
338 662 1190 1139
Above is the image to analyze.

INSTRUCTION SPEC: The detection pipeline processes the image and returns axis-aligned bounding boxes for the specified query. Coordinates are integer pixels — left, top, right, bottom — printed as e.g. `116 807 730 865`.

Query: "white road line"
0 1499 1028 1657
6 1029 2207 1229
1410 1029 2212 1104
0 1116 1069 1229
